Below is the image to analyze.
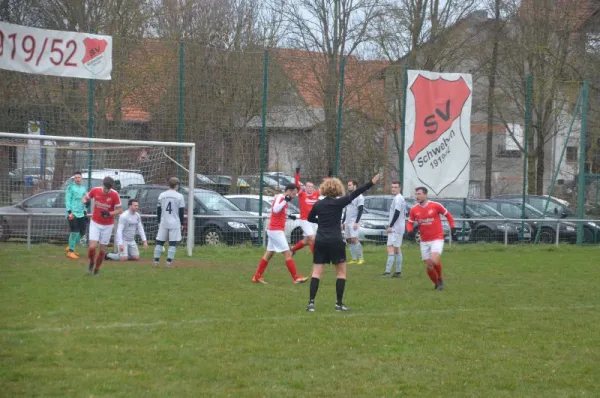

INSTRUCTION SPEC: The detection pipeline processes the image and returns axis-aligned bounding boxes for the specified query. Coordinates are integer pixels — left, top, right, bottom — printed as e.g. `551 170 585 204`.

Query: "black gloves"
284 195 292 202
295 167 300 174
100 210 110 218
288 215 297 220
451 227 457 235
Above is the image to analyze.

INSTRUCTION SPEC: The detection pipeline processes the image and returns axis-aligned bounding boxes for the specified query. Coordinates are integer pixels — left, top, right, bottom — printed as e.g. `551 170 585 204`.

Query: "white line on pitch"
1 305 596 335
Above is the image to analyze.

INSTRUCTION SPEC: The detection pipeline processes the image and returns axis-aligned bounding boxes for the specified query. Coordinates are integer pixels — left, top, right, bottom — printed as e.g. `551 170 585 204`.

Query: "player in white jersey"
382 181 406 278
153 177 186 267
342 180 365 264
106 199 148 261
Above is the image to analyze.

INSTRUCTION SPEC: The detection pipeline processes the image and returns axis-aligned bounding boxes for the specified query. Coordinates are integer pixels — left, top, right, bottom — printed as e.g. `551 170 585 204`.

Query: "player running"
290 167 320 255
82 176 123 275
406 186 455 290
252 183 308 285
153 177 186 267
65 171 88 259
105 199 148 261
342 180 365 264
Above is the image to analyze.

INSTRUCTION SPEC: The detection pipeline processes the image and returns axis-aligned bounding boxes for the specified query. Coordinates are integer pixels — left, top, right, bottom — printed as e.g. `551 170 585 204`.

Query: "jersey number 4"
166 202 173 214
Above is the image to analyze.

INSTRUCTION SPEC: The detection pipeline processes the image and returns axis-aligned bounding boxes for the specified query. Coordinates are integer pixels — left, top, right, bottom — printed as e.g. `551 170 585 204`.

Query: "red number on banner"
8 33 16 59
49 39 63 65
22 35 36 62
64 40 77 66
0 30 4 56
36 38 48 66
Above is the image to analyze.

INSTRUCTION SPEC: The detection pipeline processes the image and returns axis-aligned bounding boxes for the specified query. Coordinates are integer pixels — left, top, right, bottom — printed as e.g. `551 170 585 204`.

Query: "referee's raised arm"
334 174 380 207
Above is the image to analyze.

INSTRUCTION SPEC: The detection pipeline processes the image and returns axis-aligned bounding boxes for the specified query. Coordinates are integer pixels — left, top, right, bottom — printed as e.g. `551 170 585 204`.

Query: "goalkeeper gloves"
284 195 292 202
67 211 74 220
100 210 110 218
295 167 300 174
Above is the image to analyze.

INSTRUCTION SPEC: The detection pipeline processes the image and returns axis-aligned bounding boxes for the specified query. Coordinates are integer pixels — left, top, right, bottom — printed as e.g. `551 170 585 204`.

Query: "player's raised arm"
294 167 302 191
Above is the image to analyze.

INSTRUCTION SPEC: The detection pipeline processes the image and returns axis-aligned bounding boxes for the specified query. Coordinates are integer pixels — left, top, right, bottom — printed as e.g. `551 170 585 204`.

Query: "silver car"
0 190 83 242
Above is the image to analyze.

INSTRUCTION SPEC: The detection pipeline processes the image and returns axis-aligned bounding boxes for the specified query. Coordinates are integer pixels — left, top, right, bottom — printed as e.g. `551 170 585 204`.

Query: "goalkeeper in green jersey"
65 171 89 259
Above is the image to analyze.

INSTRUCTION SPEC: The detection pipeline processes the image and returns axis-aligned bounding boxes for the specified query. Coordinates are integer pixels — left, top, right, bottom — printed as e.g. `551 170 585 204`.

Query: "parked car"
493 194 600 243
62 169 145 192
119 185 259 245
363 195 471 243
226 194 304 244
9 167 54 188
239 175 285 195
436 199 532 243
481 199 577 243
0 190 85 243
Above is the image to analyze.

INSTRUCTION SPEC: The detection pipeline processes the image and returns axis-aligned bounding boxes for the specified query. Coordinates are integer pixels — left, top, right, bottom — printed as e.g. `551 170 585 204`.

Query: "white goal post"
0 132 196 257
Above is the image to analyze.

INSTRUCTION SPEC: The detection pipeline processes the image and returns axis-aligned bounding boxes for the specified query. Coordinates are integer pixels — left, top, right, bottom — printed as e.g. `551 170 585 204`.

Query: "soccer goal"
0 132 196 256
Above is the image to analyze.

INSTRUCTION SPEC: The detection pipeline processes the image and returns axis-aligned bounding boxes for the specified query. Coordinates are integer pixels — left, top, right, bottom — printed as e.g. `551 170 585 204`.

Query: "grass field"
1 243 599 397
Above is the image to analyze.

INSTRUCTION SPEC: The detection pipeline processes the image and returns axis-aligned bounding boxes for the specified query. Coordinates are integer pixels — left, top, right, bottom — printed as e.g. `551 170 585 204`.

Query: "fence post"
520 75 532 241
257 50 269 246
399 64 408 184
504 225 508 247
177 40 184 183
27 214 32 251
334 57 346 177
577 80 588 244
555 221 560 246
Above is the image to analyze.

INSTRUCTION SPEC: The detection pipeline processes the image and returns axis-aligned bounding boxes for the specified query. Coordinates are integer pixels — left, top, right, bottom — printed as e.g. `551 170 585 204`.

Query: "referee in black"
306 173 380 312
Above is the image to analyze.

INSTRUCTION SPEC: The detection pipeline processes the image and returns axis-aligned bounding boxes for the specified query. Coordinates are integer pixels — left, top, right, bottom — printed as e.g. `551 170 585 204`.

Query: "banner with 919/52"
0 21 112 80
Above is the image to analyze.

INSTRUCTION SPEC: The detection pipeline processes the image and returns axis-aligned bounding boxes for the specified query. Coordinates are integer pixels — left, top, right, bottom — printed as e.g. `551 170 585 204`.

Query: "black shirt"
308 181 374 243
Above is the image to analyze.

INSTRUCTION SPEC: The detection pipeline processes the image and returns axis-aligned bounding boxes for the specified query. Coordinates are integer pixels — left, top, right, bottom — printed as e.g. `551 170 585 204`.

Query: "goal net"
0 132 195 256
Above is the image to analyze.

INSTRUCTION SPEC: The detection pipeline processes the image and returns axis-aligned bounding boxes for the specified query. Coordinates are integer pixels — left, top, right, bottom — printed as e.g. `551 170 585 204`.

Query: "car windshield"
468 202 503 217
195 191 240 211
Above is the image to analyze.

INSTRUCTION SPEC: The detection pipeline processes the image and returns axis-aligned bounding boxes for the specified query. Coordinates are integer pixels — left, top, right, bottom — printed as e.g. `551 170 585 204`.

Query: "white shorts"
156 226 182 242
120 241 139 258
300 220 317 237
387 231 404 247
420 239 444 260
267 230 290 253
344 223 360 239
88 221 113 246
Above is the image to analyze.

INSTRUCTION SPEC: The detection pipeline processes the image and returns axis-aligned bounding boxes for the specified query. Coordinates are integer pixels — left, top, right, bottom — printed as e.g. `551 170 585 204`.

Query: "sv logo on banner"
403 70 472 197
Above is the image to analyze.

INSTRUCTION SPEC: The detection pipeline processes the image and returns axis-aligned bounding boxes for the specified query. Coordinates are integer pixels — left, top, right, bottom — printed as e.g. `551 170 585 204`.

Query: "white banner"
403 70 472 197
0 22 112 80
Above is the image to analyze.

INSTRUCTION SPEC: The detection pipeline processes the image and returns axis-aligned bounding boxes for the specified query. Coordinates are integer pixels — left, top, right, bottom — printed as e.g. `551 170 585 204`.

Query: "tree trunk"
485 0 501 198
536 132 545 195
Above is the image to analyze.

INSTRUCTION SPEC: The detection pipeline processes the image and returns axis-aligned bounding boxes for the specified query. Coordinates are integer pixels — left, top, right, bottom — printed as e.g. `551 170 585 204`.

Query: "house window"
566 146 577 163
497 123 523 158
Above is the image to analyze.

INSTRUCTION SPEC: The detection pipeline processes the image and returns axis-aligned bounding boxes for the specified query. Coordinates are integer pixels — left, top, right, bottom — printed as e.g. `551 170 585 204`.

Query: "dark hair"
103 176 114 189
415 186 428 194
169 177 179 189
128 199 138 206
391 181 401 186
73 171 82 176
285 183 297 192
349 180 358 187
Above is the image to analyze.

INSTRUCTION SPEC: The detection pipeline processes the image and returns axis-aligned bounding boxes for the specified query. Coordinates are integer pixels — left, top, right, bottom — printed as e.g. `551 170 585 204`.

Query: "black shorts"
313 240 346 265
68 216 88 235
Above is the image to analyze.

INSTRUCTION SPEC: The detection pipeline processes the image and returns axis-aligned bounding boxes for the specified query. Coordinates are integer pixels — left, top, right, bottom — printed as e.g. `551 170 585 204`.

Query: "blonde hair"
320 177 345 198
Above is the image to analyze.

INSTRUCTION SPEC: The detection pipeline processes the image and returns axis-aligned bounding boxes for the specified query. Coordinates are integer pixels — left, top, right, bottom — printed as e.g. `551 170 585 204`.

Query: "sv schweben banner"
0 22 112 80
403 70 472 197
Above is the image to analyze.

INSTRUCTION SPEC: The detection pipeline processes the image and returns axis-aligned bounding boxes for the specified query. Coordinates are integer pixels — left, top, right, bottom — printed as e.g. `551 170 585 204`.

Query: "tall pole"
177 41 184 184
577 80 589 244
87 30 95 191
334 56 346 177
258 50 269 246
399 64 408 184
520 75 532 240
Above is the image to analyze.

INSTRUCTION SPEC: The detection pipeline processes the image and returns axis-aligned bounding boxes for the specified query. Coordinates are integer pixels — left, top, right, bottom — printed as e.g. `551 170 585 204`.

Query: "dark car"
436 199 532 243
0 190 82 243
363 195 471 243
481 199 577 244
204 175 251 195
493 194 600 243
119 185 259 245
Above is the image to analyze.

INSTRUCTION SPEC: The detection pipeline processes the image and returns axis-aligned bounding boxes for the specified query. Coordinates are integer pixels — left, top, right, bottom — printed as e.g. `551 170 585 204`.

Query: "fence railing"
2 212 599 252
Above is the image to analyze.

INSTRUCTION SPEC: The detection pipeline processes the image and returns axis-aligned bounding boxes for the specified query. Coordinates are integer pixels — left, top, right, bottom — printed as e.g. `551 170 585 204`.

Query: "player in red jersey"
252 183 308 285
82 176 123 275
406 186 455 290
290 167 321 255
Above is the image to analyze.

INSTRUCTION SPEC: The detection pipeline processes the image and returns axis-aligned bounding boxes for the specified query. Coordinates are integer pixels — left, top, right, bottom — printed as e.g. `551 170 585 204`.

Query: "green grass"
1 243 599 397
